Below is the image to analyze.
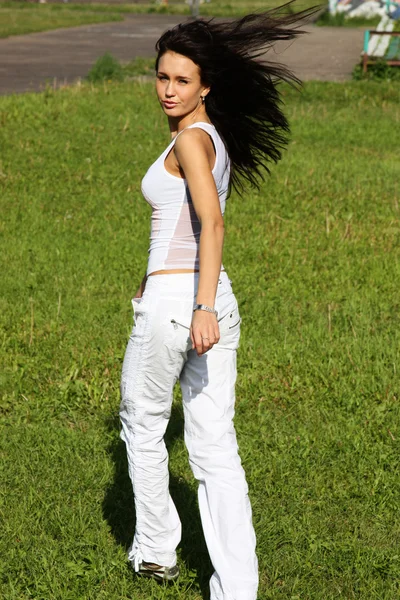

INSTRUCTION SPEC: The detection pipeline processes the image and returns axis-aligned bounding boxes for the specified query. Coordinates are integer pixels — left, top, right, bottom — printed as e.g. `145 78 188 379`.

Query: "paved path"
0 15 365 95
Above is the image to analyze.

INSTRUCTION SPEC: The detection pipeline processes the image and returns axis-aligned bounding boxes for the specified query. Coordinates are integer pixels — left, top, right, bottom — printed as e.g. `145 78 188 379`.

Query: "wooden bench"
362 30 400 72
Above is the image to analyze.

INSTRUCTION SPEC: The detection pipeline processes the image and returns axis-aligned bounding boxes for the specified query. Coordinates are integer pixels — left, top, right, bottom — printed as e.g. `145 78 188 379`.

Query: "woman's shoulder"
174 122 229 179
174 124 214 155
175 122 214 141
175 122 226 153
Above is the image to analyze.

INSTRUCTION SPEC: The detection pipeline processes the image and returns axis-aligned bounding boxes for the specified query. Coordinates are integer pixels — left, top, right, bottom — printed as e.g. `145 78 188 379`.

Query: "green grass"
0 1 123 37
353 58 400 81
0 0 321 37
316 9 381 27
122 55 156 77
1 79 400 599
86 54 157 81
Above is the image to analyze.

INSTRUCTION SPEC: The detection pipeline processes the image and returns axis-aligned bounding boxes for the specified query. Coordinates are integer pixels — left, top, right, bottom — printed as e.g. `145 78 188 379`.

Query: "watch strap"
193 304 218 318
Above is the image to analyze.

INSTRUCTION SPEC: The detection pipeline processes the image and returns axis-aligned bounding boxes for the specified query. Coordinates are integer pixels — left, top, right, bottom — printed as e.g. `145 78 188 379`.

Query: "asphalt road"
0 15 365 95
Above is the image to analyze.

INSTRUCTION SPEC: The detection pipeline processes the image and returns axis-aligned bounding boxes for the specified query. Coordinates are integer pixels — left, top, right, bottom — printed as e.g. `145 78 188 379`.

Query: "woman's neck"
168 109 212 138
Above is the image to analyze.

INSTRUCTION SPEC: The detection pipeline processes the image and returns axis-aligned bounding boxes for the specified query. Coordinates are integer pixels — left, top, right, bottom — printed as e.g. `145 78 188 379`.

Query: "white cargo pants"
119 271 258 600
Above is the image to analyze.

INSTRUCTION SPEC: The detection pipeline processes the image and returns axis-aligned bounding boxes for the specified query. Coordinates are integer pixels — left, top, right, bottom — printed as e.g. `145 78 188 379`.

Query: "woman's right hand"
191 309 220 356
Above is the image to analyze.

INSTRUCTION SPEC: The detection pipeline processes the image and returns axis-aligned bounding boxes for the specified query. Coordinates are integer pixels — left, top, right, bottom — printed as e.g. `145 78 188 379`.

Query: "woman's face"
156 50 209 118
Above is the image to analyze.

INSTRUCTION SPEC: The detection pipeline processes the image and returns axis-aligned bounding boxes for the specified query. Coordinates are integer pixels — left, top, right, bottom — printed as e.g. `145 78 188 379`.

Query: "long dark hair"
155 3 318 192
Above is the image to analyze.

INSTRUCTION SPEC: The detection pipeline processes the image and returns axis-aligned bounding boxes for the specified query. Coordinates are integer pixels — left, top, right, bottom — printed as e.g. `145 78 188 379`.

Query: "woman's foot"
136 560 180 582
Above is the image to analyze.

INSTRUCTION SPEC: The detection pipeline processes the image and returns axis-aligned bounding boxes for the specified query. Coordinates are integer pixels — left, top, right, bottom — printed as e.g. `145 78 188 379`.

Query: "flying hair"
155 2 320 192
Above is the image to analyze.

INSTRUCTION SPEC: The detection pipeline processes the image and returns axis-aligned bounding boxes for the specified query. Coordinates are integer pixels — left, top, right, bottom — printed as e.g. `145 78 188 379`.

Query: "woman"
119 6 313 599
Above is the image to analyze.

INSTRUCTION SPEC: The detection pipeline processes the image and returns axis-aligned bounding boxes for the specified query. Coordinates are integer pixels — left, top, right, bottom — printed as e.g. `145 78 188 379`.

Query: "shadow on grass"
102 403 212 599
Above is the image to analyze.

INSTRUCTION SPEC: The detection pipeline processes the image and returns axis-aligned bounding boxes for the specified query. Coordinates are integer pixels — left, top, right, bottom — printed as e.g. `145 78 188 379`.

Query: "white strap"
127 544 143 573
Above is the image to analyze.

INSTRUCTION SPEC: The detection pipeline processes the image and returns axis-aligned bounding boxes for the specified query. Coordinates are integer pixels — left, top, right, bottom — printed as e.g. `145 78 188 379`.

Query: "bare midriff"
148 268 225 276
148 268 199 276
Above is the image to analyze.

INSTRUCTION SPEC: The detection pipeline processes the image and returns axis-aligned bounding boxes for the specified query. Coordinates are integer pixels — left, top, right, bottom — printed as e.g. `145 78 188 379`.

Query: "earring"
200 96 205 104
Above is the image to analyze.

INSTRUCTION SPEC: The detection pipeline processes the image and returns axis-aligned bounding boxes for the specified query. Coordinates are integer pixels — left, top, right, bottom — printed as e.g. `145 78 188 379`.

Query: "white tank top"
141 122 230 276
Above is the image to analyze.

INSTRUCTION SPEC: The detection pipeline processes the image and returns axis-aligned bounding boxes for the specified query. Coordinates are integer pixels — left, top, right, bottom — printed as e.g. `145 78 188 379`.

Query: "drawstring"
128 545 143 573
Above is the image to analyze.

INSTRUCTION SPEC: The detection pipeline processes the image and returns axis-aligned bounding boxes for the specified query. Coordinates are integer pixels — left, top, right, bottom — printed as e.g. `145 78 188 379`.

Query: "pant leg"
119 293 186 569
179 283 259 600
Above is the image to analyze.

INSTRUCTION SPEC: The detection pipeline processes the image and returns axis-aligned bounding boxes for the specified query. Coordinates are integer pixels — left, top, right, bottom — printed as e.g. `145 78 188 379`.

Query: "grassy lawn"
316 7 400 27
0 0 321 37
315 10 382 27
0 1 124 37
1 79 399 599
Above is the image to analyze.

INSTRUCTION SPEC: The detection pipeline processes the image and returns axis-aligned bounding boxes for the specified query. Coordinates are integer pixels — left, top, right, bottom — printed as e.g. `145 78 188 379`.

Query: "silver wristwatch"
193 304 218 318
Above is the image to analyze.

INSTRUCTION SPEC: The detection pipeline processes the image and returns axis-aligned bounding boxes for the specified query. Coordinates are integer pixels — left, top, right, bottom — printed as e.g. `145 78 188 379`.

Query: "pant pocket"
163 314 193 354
132 297 145 322
128 296 152 347
217 300 241 350
219 304 241 332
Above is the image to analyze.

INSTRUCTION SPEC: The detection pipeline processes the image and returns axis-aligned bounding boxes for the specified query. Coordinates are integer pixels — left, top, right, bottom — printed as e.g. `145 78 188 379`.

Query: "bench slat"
386 37 400 60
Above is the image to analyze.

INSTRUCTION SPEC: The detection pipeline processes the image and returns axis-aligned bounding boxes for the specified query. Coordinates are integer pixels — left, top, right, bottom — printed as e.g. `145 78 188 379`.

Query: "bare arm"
174 128 224 355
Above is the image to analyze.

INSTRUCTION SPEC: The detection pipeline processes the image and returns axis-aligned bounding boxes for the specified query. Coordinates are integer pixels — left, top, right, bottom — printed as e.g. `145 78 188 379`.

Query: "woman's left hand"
191 310 220 356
